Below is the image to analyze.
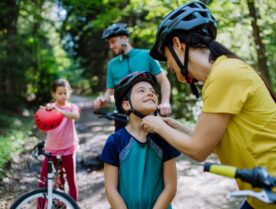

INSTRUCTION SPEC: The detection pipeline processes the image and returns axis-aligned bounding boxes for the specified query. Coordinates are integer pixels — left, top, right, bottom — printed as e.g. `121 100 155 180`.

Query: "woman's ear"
122 100 130 113
172 36 185 52
172 36 185 57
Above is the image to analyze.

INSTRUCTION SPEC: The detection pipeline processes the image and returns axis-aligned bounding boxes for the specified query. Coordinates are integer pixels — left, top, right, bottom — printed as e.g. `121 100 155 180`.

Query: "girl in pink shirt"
38 79 80 204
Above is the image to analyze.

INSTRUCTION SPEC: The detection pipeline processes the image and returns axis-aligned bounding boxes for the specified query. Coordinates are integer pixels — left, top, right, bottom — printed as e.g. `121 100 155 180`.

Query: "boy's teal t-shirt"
106 48 162 88
100 128 180 209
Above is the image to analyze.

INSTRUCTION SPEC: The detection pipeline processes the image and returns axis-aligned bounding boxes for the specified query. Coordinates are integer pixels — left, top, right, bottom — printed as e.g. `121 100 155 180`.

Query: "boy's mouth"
143 99 155 104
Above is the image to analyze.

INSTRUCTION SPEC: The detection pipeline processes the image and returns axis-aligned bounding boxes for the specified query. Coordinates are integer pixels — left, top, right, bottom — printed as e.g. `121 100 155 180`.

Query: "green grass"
0 110 34 178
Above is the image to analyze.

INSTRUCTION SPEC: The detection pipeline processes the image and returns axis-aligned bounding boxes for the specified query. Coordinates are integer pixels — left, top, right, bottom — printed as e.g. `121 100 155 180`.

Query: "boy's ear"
122 100 130 112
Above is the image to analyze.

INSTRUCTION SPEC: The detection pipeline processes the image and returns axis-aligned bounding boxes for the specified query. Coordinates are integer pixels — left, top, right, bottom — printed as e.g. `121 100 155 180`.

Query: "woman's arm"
104 163 128 209
142 112 231 162
152 158 177 209
163 117 194 136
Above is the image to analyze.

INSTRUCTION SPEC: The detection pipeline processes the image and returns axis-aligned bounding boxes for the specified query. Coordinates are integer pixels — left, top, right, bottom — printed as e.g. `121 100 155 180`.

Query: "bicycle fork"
46 160 54 209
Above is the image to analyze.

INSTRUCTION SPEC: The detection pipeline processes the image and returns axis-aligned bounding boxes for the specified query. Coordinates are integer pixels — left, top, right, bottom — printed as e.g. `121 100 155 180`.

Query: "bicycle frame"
46 157 54 209
94 110 128 122
34 143 66 208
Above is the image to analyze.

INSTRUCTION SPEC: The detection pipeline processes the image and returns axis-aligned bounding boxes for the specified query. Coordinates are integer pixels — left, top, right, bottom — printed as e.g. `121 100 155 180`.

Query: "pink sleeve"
70 103 80 113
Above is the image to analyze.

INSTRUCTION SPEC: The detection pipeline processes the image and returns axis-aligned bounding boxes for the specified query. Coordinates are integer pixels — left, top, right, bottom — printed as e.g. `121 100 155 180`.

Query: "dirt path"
0 96 242 209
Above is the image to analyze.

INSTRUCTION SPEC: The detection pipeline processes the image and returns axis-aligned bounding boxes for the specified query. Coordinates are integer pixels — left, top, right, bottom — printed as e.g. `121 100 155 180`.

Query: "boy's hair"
51 79 72 93
114 72 157 114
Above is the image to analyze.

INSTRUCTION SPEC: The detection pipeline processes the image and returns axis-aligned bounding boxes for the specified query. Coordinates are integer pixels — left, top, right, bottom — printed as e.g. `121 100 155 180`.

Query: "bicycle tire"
10 188 80 209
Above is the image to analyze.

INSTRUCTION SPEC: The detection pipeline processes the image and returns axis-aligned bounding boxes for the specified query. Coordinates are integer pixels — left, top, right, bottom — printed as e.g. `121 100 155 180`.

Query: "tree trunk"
0 0 20 94
246 0 271 85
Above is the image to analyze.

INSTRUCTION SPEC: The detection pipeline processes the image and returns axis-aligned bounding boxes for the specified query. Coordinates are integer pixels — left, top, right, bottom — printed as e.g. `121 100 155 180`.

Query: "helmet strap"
168 44 199 98
128 99 146 118
119 37 127 60
124 91 146 118
126 93 159 119
131 108 159 119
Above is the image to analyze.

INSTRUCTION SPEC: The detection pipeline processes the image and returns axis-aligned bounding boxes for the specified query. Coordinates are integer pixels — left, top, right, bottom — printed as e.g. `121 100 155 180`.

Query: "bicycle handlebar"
204 162 276 204
204 162 276 189
31 141 52 158
94 110 128 123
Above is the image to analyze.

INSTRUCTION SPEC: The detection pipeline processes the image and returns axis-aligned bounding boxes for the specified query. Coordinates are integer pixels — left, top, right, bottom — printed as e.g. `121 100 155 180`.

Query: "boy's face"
123 81 158 115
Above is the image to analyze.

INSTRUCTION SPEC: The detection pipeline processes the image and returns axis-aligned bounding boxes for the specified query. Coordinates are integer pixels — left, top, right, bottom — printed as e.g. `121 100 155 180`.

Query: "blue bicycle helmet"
150 1 217 61
102 23 129 40
114 72 158 117
150 1 217 98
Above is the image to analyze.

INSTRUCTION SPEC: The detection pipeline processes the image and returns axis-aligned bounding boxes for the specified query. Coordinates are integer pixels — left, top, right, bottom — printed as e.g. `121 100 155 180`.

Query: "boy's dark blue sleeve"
99 134 119 167
152 134 181 162
162 141 181 162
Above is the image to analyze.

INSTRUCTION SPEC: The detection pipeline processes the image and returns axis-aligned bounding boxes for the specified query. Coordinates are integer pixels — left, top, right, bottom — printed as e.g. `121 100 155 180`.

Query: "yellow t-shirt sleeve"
202 59 254 114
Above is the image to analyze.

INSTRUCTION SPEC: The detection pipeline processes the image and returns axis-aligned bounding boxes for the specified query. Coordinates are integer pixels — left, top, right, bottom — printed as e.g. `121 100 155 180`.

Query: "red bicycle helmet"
34 108 63 131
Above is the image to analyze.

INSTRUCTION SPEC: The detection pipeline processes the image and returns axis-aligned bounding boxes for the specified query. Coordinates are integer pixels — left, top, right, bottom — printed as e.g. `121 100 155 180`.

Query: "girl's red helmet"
34 108 63 131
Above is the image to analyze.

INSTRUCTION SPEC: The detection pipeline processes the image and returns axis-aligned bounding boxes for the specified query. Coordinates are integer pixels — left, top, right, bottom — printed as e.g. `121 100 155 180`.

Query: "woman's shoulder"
213 56 250 73
210 56 255 81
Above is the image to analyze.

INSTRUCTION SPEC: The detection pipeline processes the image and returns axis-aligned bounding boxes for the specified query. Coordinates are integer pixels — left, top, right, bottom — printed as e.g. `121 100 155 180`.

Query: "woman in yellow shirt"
142 1 276 209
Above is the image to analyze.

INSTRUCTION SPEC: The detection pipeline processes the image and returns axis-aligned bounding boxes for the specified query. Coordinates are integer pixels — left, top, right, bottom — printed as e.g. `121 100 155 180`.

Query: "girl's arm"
55 105 80 120
104 163 128 209
153 158 177 209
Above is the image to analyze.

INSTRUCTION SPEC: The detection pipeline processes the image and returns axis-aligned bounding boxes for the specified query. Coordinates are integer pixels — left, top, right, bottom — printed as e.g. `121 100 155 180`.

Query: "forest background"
0 0 275 177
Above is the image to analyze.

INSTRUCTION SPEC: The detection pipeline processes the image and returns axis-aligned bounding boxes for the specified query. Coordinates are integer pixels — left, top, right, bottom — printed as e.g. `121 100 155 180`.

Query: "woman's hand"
142 116 182 133
141 115 167 133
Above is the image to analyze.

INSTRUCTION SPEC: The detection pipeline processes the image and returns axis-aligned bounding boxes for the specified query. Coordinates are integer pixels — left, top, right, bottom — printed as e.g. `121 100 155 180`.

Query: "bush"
0 110 33 179
0 131 27 177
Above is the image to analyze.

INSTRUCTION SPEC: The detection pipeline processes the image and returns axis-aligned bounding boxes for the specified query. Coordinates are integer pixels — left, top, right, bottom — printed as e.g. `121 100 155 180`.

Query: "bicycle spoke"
10 189 79 209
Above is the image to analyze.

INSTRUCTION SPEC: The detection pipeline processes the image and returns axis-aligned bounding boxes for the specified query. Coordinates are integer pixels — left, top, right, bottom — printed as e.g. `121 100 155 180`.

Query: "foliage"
0 0 275 178
0 0 275 119
0 131 26 177
57 0 275 122
0 0 90 110
0 110 33 178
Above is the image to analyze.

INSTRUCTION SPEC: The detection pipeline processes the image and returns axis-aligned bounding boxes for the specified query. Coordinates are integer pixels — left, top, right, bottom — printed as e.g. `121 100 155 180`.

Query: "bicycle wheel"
10 188 80 209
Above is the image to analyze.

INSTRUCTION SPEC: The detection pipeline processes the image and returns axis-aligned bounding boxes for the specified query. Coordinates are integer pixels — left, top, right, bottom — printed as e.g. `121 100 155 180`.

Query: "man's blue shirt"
106 48 163 88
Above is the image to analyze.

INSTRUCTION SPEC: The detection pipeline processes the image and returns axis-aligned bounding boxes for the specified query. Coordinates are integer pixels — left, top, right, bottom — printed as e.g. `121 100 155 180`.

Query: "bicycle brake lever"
32 149 39 158
228 190 273 204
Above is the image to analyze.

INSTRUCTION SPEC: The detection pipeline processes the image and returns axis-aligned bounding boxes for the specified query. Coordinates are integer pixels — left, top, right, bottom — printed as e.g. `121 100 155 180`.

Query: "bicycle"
10 141 80 209
203 162 276 204
93 110 129 123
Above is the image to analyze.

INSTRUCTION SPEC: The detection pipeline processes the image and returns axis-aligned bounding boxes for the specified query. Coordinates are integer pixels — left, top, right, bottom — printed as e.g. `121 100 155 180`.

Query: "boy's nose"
147 90 154 97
